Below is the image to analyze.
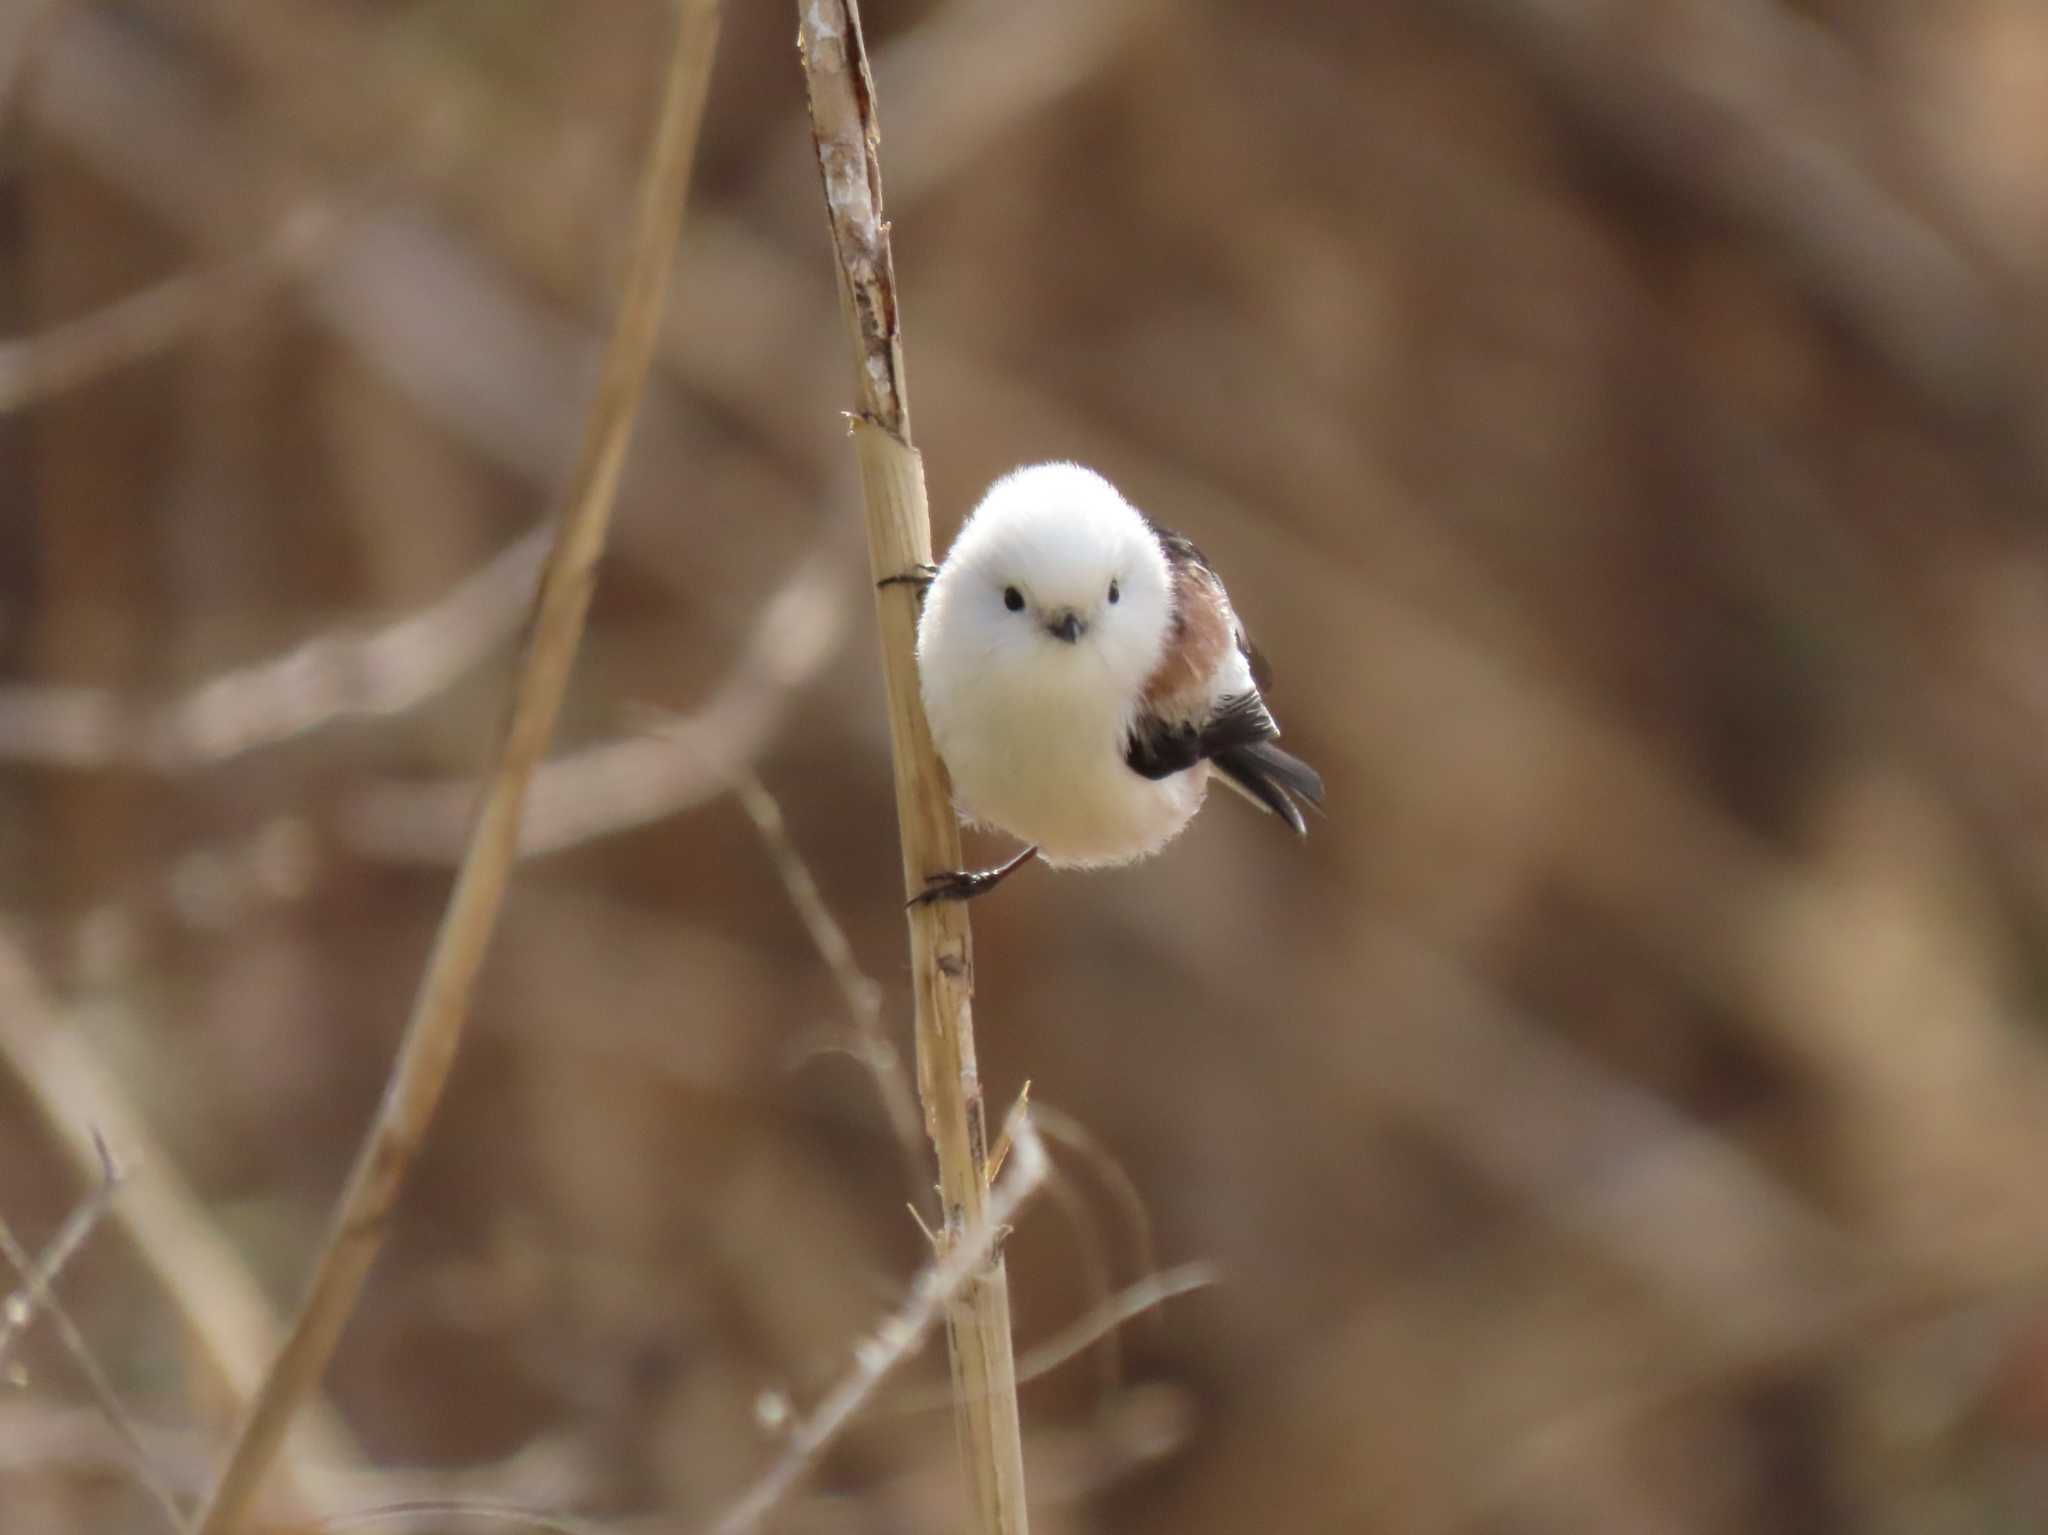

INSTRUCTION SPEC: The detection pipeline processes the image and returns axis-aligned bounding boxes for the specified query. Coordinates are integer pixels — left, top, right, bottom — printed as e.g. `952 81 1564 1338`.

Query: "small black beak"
1045 611 1085 645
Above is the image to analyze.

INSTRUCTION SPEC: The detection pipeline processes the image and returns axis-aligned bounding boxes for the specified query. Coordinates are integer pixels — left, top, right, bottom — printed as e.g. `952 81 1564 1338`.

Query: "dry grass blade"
796 2 1032 1531
705 1115 1049 1535
186 6 723 1531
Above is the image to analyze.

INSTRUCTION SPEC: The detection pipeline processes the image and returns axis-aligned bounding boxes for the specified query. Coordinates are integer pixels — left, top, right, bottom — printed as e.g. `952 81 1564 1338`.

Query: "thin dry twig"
1030 1102 1166 1343
738 772 925 1175
187 7 723 1531
0 929 357 1505
0 1137 121 1366
0 1148 188 1531
1008 1261 1218 1390
889 1261 1220 1416
797 3 1032 1531
705 1114 1049 1535
0 522 549 771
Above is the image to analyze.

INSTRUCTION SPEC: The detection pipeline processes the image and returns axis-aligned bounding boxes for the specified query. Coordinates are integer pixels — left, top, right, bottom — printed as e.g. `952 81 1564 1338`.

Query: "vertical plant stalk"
796 5 1032 1533
188 4 723 1531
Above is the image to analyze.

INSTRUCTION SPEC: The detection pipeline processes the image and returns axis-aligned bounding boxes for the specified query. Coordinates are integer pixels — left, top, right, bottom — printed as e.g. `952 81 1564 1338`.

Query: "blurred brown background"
6 0 2048 1530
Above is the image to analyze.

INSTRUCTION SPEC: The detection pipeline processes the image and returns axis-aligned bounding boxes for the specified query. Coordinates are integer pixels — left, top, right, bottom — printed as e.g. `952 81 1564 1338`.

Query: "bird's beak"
1044 609 1085 644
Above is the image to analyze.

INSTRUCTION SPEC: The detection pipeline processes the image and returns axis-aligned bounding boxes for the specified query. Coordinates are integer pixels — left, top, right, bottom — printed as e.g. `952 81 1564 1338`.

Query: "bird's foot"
877 563 939 592
909 845 1040 907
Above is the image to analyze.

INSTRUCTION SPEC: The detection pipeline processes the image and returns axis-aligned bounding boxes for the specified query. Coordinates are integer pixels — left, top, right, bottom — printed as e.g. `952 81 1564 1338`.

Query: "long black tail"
1213 741 1325 836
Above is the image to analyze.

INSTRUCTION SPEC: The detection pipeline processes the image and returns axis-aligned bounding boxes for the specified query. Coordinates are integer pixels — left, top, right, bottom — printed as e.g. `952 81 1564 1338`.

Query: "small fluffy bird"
911 462 1323 900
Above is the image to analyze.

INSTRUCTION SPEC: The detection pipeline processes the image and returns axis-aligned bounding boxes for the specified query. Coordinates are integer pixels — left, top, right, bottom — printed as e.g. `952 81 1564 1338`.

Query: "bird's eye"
1003 586 1025 613
1108 578 1121 605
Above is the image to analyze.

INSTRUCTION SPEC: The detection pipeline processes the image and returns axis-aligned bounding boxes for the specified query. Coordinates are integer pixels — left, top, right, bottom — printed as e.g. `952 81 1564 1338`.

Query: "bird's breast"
929 672 1205 867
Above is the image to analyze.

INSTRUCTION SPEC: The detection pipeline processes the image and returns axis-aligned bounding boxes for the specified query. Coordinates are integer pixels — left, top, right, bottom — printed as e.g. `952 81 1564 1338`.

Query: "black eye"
1003 586 1025 612
1108 579 1121 605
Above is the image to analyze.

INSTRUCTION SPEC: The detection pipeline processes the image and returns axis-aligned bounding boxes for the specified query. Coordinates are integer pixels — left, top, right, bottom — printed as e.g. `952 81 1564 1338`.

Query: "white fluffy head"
918 463 1174 717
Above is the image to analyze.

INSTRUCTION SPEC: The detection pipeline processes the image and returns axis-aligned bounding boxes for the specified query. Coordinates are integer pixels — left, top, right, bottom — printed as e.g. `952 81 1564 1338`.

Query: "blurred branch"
798 4 1031 1533
0 1151 187 1532
28 9 765 574
1359 932 1883 1364
189 4 722 1529
339 544 847 863
0 203 339 417
25 0 1148 508
859 0 1152 210
1442 0 2038 496
705 1113 1048 1535
0 930 357 1509
0 0 63 109
0 524 548 771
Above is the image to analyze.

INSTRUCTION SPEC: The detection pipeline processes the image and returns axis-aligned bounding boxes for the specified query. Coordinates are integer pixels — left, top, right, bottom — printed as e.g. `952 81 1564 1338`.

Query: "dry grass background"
4 1 2048 1531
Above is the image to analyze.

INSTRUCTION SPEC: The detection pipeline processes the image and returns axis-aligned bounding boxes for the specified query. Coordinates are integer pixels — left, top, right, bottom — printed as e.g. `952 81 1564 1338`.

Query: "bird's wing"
1143 514 1272 694
1126 691 1279 779
1132 514 1324 833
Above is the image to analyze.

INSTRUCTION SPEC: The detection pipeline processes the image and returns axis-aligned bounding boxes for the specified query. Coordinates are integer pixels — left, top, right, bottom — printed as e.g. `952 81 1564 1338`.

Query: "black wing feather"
1125 691 1276 781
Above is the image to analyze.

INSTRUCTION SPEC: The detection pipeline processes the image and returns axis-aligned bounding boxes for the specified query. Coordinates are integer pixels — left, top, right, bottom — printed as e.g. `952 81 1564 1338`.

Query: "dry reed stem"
797 3 1032 1532
706 1115 1048 1535
187 6 722 1530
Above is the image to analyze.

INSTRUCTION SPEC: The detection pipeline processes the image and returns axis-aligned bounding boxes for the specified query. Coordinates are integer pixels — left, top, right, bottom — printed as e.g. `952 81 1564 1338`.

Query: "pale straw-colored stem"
187 5 722 1530
795 4 1032 1532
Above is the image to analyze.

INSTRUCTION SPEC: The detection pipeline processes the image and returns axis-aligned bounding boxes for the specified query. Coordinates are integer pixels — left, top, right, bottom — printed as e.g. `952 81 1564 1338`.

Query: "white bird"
908 462 1323 901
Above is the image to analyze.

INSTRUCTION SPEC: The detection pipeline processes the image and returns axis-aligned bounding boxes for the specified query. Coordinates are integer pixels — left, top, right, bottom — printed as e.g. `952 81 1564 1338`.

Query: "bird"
906 461 1323 902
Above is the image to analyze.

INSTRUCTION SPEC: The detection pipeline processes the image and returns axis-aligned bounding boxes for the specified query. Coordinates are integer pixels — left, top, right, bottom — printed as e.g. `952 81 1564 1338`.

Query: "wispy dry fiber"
187 4 724 1530
795 3 1032 1532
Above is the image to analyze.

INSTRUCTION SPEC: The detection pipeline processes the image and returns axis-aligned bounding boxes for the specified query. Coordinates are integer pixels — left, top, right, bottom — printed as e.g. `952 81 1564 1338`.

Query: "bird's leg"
877 563 939 591
909 844 1040 907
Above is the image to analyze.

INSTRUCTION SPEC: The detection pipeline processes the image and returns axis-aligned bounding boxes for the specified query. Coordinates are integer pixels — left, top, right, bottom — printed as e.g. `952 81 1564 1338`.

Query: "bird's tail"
1212 742 1326 836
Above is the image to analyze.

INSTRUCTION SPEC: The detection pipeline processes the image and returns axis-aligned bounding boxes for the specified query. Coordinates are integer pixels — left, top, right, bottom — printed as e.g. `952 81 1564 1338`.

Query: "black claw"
878 563 940 591
907 845 1040 907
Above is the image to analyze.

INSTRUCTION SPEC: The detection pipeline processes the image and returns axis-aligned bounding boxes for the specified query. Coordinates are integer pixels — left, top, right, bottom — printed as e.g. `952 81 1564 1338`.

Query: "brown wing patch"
1143 566 1232 714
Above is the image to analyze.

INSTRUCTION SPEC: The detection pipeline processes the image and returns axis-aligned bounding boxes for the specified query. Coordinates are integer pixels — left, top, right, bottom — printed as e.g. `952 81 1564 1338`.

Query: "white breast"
926 672 1208 867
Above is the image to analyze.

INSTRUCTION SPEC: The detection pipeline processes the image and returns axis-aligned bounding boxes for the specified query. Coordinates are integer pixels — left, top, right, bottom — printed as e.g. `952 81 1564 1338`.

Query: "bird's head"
919 463 1174 708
